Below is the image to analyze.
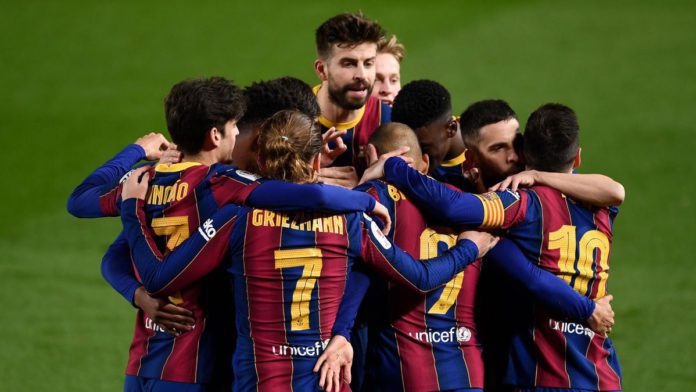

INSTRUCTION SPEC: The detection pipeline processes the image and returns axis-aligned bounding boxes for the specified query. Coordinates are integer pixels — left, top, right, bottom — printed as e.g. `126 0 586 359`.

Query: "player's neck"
444 131 466 161
181 151 217 166
316 83 361 124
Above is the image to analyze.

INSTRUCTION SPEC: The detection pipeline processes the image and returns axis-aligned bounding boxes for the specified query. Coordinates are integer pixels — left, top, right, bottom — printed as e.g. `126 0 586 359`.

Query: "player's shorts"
124 375 208 392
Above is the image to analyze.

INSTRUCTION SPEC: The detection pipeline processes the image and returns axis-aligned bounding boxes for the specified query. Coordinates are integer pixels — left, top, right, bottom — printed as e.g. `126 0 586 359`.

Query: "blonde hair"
257 110 322 183
377 35 405 63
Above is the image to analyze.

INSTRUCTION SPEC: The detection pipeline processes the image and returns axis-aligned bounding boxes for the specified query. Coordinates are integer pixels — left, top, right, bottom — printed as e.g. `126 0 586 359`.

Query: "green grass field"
1 0 694 390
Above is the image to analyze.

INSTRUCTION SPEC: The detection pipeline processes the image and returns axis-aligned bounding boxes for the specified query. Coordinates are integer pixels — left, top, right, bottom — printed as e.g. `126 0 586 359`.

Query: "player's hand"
133 287 195 336
313 335 353 392
318 166 358 189
489 170 539 193
122 166 150 200
135 132 174 161
458 230 500 258
158 143 182 166
359 144 413 185
320 127 348 167
588 294 615 336
370 201 392 235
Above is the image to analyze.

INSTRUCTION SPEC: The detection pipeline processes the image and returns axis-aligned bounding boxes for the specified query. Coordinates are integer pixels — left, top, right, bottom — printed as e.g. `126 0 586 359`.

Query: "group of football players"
68 12 625 392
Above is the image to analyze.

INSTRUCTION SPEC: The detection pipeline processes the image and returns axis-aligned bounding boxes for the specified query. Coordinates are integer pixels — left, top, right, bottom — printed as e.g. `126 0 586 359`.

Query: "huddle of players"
67 12 624 392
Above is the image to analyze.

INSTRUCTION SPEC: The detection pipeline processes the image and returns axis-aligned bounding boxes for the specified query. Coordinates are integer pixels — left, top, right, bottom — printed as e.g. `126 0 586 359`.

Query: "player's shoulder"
210 164 263 185
354 179 387 193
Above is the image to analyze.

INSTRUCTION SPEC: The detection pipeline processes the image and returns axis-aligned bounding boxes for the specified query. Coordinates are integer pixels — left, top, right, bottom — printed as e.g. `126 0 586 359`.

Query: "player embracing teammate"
68 10 625 392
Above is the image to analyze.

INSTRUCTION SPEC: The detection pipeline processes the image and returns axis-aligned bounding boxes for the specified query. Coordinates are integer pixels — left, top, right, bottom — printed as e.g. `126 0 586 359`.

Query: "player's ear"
573 147 582 168
419 153 430 174
464 148 477 165
446 117 458 138
312 153 321 171
210 127 222 147
314 59 327 81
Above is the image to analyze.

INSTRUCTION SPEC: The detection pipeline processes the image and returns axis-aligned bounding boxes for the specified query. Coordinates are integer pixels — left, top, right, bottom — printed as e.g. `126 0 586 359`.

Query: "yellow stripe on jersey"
475 192 505 228
154 162 203 172
440 151 467 167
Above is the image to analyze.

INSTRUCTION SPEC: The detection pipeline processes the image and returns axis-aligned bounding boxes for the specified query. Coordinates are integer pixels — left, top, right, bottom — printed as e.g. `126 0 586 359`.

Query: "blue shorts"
124 375 208 392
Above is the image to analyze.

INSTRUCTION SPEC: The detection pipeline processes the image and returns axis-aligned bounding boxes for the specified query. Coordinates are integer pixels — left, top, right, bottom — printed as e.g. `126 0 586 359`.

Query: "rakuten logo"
271 339 330 357
548 319 595 338
408 327 472 343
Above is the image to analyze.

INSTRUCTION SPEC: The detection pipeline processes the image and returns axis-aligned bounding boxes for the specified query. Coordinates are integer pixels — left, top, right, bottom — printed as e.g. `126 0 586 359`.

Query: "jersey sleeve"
101 231 141 306
247 181 376 213
383 157 526 228
120 198 240 295
358 213 479 292
331 266 371 341
485 238 595 321
67 144 146 218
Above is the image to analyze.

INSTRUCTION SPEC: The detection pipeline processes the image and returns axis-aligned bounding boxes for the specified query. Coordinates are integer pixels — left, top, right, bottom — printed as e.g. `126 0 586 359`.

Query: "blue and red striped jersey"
383 157 622 391
314 87 391 170
432 151 476 192
121 197 481 392
356 179 484 391
67 145 379 386
122 162 259 384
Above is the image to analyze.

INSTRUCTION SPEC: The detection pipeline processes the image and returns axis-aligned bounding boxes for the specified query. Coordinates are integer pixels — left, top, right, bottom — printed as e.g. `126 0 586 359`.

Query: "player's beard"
328 80 373 111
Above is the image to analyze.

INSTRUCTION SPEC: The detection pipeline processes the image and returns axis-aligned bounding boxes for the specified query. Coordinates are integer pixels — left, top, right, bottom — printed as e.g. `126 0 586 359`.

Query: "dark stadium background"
1 1 693 390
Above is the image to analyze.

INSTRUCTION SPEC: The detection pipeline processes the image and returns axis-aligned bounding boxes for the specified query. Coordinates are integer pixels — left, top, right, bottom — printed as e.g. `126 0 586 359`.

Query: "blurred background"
1 0 694 390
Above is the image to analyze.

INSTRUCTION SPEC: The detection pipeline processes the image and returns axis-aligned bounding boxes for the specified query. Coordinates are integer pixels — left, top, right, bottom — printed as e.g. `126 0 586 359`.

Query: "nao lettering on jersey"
250 210 345 234
147 180 189 205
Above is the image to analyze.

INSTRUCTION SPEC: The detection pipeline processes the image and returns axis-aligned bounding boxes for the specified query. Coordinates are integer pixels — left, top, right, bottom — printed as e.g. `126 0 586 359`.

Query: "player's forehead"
328 42 378 62
478 118 519 147
376 53 400 74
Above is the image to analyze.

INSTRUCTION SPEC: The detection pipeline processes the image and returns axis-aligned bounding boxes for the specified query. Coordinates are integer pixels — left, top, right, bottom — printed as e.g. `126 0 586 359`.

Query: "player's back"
503 184 621 390
359 180 483 391
129 162 253 384
227 207 362 392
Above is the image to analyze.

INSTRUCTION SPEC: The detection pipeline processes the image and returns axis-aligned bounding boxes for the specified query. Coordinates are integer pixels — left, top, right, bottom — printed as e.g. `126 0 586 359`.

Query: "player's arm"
101 232 196 335
383 156 520 228
67 133 171 217
486 239 615 334
485 239 595 321
489 170 625 207
119 168 239 295
209 170 381 218
247 182 377 214
359 213 498 292
101 232 142 305
331 265 371 341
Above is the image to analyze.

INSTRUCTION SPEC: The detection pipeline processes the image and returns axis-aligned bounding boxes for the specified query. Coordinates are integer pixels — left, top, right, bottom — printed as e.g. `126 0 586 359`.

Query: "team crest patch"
479 192 500 202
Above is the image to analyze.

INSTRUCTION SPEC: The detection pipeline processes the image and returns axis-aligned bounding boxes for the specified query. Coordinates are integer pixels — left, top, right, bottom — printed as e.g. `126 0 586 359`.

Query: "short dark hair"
368 122 423 162
315 13 385 58
391 80 451 130
238 77 320 134
459 99 516 146
524 103 580 172
164 77 245 155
